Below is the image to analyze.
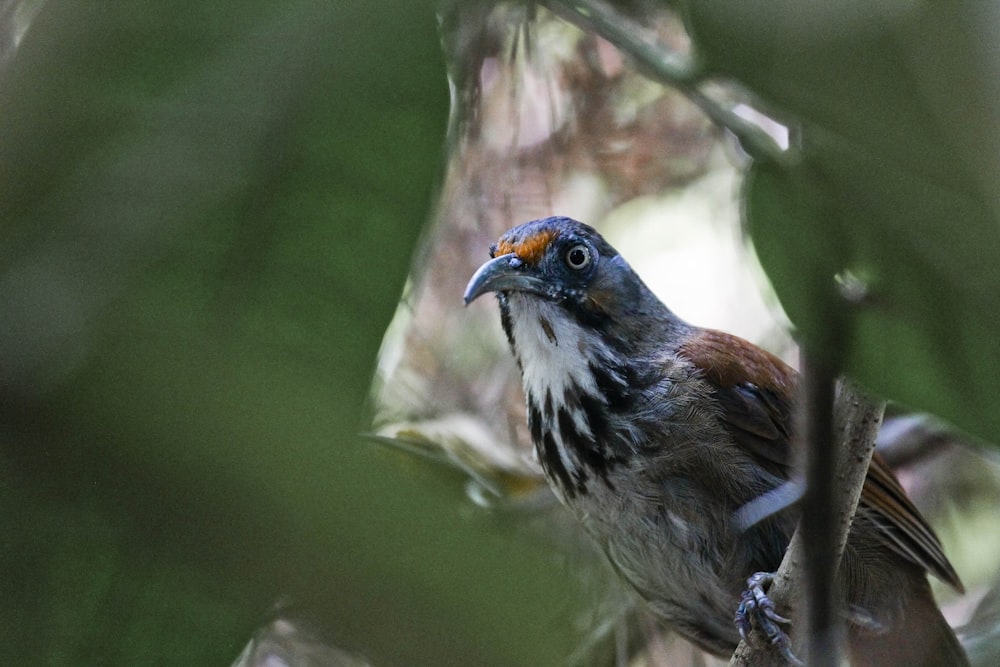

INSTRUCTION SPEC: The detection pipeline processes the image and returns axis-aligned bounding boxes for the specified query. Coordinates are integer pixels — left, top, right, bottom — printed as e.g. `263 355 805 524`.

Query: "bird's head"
463 216 615 306
464 216 682 350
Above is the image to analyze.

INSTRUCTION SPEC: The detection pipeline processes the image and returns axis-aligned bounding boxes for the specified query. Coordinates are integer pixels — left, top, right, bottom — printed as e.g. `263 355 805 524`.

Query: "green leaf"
687 0 1000 442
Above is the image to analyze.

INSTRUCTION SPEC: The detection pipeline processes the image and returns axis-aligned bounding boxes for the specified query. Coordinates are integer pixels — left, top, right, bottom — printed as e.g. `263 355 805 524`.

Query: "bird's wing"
677 328 795 472
860 454 964 591
679 328 962 591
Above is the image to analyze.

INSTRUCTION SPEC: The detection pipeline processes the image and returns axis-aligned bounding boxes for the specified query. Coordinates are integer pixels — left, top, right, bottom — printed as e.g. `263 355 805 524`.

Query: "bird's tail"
847 584 967 667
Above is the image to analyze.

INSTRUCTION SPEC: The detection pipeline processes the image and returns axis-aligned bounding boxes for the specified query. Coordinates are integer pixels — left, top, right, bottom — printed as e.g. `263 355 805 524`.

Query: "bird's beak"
463 253 550 305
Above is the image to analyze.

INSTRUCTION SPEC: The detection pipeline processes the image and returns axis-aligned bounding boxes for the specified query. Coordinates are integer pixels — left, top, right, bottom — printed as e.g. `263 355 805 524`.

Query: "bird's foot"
735 571 802 666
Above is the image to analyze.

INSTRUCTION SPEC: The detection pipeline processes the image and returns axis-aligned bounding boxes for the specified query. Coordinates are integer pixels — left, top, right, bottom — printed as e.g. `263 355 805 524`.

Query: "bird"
464 216 967 666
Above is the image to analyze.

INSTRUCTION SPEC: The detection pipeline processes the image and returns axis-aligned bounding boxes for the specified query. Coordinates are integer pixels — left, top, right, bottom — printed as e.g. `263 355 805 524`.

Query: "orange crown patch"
494 229 559 266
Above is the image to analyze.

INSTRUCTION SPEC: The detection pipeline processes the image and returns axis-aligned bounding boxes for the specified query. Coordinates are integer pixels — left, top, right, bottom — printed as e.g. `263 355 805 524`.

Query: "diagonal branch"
544 0 791 164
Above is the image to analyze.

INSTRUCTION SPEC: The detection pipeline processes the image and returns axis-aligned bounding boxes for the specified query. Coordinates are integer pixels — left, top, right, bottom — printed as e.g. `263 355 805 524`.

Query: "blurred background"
2 1 999 665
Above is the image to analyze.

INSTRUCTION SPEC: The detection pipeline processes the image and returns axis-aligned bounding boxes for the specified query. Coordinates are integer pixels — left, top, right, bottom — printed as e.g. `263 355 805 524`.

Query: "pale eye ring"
564 244 592 270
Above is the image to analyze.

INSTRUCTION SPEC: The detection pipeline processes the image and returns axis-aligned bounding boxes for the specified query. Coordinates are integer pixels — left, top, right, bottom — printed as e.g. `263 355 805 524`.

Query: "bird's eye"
564 244 592 271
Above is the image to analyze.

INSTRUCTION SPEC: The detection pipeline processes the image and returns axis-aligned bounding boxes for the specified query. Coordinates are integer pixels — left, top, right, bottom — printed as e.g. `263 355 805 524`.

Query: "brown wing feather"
679 328 962 590
678 328 796 471
861 454 964 591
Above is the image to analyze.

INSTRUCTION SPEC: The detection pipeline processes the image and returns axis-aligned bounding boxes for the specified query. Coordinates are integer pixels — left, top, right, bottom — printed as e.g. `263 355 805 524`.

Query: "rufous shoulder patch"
678 328 796 393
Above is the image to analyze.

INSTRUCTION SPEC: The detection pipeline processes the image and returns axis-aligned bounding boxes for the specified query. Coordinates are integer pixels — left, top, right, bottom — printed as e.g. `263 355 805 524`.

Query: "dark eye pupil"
567 245 589 269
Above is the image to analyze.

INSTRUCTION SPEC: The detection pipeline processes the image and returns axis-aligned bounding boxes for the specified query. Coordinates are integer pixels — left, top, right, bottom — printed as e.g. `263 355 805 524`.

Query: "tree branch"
544 0 791 164
730 366 885 666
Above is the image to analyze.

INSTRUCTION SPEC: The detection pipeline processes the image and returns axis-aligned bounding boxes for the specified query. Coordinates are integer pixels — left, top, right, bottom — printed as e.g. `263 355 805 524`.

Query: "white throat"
507 295 605 406
505 293 633 497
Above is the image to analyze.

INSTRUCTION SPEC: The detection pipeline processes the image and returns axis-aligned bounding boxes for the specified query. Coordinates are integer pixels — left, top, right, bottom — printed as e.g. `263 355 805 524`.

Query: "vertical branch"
798 350 840 667
731 369 884 666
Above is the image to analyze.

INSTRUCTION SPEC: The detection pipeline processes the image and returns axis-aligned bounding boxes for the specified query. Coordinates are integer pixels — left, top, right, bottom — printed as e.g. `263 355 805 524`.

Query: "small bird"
464 216 967 666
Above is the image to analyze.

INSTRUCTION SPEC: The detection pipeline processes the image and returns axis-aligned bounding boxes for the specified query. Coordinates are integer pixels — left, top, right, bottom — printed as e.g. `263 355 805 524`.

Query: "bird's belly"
566 476 745 651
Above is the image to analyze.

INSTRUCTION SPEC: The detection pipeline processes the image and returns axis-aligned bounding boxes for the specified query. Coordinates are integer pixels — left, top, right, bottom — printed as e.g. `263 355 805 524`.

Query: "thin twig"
545 0 790 164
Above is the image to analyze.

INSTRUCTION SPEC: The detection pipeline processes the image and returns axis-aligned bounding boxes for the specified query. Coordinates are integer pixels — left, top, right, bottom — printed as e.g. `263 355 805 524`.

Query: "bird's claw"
734 572 803 666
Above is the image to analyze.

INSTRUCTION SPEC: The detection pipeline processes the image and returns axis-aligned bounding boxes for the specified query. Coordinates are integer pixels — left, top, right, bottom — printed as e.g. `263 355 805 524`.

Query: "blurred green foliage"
6 1 1000 664
0 1 599 664
685 0 1000 442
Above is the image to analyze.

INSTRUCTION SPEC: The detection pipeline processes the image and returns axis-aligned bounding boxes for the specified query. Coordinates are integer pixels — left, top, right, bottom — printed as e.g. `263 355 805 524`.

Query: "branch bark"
730 366 885 666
